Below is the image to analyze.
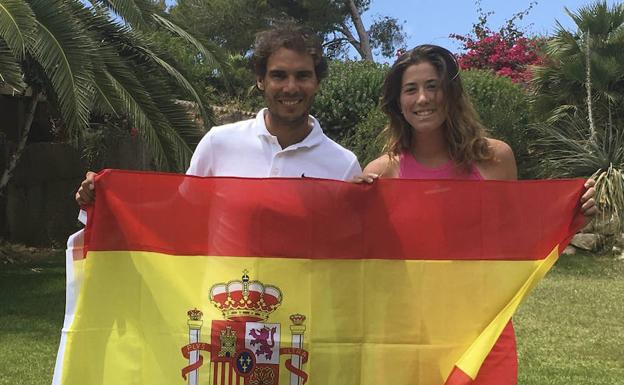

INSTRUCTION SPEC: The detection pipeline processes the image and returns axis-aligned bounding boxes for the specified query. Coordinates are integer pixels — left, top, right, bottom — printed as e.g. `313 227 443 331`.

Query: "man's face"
257 48 320 127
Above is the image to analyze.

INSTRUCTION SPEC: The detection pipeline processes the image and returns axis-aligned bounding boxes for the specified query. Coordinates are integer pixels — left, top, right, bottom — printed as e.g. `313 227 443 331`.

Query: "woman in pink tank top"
355 45 597 385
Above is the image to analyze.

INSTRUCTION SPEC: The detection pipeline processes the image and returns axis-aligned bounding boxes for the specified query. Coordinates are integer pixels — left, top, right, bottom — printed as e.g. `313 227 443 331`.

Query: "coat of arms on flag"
181 270 308 385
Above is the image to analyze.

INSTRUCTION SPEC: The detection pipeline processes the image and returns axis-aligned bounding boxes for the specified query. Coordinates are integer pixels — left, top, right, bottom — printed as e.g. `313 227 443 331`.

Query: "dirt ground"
0 241 63 265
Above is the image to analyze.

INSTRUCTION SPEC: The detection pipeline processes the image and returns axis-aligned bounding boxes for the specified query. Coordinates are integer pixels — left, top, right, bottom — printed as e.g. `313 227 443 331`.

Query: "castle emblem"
181 270 308 385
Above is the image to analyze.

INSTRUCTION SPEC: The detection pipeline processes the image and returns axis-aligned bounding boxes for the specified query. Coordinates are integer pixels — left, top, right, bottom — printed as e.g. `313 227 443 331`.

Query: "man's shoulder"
207 116 257 139
309 116 356 158
316 132 358 160
193 116 258 157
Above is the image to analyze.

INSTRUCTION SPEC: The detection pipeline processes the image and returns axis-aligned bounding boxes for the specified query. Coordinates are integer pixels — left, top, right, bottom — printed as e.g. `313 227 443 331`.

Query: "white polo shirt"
187 109 361 181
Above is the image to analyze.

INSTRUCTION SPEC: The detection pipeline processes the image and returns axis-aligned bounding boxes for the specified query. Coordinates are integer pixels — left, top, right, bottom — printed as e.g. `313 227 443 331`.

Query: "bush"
312 61 388 143
341 108 387 167
461 69 535 178
532 113 624 250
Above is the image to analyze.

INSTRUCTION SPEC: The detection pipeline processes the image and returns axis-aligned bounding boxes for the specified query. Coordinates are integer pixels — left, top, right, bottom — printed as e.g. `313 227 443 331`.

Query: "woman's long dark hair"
380 44 492 170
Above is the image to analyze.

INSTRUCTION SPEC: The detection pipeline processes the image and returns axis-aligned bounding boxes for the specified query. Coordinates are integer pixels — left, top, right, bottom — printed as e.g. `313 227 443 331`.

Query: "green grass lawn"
0 251 65 385
515 253 624 384
0 250 622 385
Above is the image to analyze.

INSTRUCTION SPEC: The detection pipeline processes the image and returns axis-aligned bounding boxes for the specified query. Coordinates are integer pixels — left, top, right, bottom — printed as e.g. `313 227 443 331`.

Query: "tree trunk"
585 29 596 143
0 91 40 197
344 0 374 62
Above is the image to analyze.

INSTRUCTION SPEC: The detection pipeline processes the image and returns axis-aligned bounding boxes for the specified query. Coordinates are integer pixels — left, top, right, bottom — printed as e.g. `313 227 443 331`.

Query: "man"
76 24 361 205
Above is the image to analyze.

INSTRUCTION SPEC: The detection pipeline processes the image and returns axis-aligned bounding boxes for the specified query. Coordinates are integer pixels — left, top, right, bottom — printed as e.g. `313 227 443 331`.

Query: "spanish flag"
52 170 585 385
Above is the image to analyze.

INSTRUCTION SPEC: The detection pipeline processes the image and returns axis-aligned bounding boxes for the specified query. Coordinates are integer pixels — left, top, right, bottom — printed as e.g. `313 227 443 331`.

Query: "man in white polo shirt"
76 23 360 205
187 23 360 180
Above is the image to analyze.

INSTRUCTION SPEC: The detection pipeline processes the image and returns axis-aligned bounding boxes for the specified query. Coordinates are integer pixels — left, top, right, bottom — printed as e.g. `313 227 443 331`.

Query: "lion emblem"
249 326 277 360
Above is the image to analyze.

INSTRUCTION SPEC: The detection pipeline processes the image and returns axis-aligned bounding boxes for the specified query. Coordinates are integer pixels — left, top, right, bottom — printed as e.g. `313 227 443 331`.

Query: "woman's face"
398 62 446 136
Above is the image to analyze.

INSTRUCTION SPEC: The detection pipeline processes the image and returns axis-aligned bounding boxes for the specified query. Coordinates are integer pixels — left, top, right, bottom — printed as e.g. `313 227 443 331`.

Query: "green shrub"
312 61 388 143
340 108 387 167
461 69 534 178
533 114 624 248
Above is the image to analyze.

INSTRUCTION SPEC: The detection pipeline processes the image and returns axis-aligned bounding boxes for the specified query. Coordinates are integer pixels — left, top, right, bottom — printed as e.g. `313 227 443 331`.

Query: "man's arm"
75 171 96 205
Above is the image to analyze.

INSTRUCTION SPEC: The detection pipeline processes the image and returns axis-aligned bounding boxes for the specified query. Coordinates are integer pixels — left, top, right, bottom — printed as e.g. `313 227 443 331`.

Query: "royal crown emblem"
180 271 309 385
209 270 282 322
187 308 203 321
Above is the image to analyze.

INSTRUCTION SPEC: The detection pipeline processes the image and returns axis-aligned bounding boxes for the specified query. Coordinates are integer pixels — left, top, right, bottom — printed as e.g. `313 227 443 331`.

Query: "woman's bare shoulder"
363 154 400 178
477 138 518 180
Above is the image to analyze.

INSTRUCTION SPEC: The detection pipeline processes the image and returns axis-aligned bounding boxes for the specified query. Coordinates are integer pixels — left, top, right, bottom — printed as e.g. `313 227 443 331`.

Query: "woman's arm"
477 138 518 181
363 154 400 178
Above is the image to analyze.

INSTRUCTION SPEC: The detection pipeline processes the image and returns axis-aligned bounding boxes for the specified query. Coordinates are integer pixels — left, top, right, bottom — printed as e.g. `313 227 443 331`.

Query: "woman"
357 45 597 384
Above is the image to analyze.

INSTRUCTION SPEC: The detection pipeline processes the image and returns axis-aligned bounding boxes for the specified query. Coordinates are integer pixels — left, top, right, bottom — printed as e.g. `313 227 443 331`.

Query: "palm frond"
29 0 95 137
131 41 209 125
91 67 122 116
592 165 624 236
544 105 578 124
131 64 202 170
151 13 221 70
535 112 624 175
142 82 201 168
89 0 152 29
0 38 25 90
82 16 213 128
76 5 209 170
150 12 231 94
549 21 579 57
103 66 170 169
535 117 598 177
0 0 36 58
102 52 201 171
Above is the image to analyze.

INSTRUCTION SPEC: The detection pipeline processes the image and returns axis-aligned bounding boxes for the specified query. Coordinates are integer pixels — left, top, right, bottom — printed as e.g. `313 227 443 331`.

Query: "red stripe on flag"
445 366 473 385
86 170 585 260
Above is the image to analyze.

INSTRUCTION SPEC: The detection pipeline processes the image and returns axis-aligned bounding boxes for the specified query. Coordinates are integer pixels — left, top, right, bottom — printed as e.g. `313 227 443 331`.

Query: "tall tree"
532 1 624 241
0 0 223 196
169 0 406 61
272 0 406 61
170 0 271 55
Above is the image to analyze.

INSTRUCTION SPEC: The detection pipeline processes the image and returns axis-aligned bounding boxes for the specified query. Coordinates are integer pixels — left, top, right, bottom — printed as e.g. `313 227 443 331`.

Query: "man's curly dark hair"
251 23 328 81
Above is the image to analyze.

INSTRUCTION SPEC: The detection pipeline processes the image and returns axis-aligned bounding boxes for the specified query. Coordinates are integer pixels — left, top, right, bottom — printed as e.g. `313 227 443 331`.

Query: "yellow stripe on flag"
60 251 547 385
454 245 560 379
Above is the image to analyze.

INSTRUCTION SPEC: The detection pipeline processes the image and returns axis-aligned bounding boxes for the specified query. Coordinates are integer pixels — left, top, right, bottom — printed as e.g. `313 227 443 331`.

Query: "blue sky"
366 0 619 53
164 0 618 60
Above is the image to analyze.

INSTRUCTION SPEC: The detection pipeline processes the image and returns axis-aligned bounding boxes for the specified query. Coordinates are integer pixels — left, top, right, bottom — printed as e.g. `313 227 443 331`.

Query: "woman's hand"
581 179 598 217
348 173 379 184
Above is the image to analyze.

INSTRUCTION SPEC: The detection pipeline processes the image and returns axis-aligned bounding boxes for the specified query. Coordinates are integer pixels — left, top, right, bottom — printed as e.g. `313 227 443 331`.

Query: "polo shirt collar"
254 108 324 150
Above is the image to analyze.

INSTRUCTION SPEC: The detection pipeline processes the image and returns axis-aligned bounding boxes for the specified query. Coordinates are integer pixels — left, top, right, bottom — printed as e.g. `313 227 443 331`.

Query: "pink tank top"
399 151 484 180
399 151 517 384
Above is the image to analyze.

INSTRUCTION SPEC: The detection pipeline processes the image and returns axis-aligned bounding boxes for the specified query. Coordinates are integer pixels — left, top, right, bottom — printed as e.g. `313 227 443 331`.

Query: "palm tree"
533 1 624 245
0 0 223 196
531 1 624 124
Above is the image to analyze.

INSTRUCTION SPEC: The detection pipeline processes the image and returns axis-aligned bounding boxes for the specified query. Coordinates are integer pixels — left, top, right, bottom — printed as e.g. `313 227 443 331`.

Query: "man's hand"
581 178 598 217
75 171 96 206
